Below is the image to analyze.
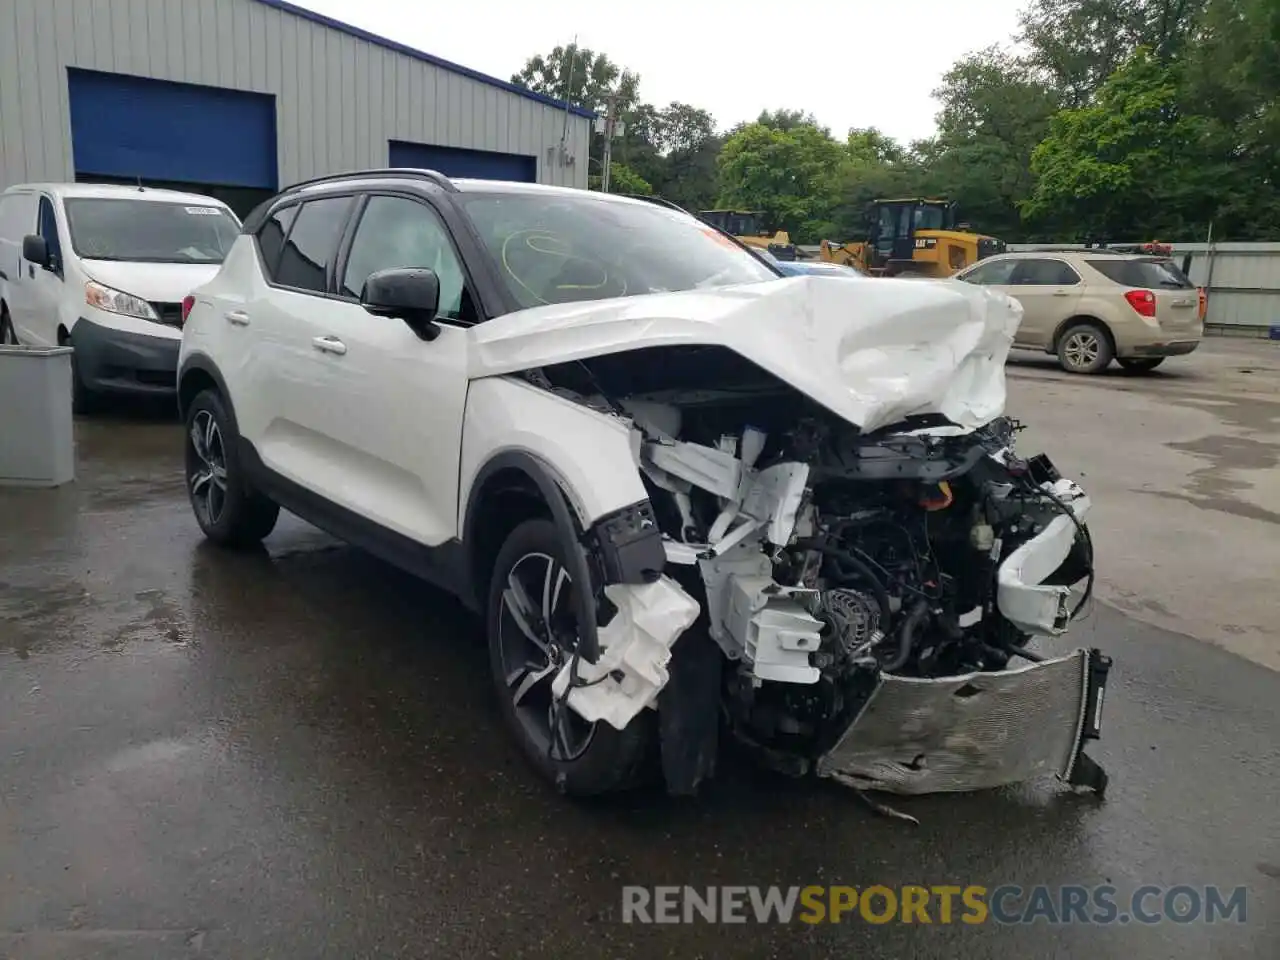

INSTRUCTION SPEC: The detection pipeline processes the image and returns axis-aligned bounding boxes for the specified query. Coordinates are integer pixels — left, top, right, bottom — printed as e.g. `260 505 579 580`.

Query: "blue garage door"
389 141 536 182
67 68 278 190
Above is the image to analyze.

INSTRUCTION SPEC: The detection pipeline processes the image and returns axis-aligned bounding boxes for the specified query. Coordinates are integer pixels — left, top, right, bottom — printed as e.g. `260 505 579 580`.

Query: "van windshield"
64 198 241 263
457 191 776 309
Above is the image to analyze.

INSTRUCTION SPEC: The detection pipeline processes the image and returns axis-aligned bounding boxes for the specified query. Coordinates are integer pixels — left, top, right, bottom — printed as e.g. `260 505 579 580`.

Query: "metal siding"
0 0 589 194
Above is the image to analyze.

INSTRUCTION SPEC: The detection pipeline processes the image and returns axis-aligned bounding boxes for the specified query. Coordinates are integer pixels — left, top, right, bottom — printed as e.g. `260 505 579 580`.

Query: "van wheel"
487 518 654 796
184 389 279 547
1057 322 1113 374
1118 357 1164 374
69 350 100 415
0 307 17 345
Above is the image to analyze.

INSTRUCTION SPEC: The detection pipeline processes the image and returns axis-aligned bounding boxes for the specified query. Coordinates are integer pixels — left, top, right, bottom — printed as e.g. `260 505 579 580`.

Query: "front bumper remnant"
816 648 1110 795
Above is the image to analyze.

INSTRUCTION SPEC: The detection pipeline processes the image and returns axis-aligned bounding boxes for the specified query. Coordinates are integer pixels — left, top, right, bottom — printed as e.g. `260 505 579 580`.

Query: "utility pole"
596 91 624 192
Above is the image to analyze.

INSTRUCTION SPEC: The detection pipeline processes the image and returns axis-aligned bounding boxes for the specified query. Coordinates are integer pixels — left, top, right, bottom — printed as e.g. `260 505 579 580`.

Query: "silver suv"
956 250 1205 374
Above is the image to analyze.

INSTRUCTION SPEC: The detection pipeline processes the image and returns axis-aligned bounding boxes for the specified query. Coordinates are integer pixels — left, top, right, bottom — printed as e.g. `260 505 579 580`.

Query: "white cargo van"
0 183 240 411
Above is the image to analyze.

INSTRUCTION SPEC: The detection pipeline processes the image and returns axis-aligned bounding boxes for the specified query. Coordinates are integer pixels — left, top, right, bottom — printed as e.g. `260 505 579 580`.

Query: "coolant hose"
884 600 929 673
814 545 893 629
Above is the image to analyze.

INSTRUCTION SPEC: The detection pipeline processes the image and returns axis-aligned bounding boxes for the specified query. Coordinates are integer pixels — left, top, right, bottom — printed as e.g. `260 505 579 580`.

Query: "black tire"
65 332 102 415
1118 357 1165 374
183 388 279 547
486 518 654 796
0 306 17 345
1056 321 1114 374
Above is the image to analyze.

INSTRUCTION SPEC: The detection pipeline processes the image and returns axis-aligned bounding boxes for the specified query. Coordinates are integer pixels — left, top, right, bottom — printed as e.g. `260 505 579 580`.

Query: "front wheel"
486 518 654 796
184 389 279 547
1118 357 1165 374
1057 322 1114 374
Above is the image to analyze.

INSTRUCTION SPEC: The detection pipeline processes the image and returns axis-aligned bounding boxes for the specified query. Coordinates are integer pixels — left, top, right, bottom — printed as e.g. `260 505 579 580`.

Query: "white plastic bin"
0 345 75 487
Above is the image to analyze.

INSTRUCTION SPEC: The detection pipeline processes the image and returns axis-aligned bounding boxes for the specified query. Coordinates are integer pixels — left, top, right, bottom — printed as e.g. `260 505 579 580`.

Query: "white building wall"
0 0 590 191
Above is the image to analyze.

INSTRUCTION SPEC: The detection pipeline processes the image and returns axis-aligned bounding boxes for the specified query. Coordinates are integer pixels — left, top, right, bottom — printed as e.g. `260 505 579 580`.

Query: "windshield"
459 192 777 308
65 198 241 263
1085 257 1194 289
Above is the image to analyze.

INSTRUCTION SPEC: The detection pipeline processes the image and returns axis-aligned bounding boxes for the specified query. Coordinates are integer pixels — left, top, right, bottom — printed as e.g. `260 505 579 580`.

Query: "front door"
1005 258 1084 347
284 193 475 546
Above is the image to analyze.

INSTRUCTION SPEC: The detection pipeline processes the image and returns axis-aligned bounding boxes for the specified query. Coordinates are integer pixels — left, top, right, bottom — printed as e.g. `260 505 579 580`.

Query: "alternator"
819 588 881 661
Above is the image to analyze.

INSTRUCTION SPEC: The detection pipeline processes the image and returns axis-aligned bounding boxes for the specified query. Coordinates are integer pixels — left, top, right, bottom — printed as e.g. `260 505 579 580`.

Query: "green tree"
1023 48 1217 238
922 47 1062 240
590 162 653 195
716 122 847 242
511 44 640 114
1019 0 1208 104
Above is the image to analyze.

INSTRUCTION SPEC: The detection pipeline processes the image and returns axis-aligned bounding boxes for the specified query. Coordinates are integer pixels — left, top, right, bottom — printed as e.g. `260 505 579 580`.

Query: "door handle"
1052 289 1071 296
312 335 347 356
224 310 250 326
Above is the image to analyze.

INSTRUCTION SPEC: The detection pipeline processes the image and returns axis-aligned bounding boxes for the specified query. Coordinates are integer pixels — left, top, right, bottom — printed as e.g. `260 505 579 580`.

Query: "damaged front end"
489 280 1109 801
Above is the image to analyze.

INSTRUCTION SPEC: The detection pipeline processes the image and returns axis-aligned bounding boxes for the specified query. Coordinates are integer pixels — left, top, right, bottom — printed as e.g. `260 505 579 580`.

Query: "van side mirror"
22 234 50 269
361 267 441 341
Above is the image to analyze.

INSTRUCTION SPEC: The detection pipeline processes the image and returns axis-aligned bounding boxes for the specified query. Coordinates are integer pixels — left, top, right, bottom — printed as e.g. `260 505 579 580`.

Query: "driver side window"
342 195 473 322
961 259 1018 285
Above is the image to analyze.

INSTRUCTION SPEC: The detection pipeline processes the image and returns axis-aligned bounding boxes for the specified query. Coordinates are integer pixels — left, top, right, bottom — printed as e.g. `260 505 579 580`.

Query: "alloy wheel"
1063 331 1101 370
496 551 597 762
188 410 229 527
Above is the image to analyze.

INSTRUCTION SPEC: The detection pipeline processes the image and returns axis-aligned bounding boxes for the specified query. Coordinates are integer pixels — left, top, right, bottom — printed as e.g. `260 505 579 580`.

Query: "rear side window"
256 204 297 280
274 197 353 293
1010 258 1080 285
1086 258 1194 289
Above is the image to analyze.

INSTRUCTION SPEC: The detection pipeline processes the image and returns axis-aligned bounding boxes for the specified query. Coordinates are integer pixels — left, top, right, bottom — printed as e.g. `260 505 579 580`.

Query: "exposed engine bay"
526 344 1110 799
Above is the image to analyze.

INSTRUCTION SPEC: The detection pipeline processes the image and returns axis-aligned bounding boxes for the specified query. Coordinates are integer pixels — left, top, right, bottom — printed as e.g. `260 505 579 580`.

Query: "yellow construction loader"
819 198 1004 277
698 210 798 261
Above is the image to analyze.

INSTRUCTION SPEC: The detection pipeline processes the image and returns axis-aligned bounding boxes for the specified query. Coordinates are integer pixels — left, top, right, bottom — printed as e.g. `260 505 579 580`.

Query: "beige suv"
955 250 1205 374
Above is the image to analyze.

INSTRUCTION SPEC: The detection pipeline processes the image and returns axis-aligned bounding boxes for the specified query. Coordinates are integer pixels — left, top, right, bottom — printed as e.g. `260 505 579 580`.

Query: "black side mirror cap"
361 267 442 341
22 234 49 268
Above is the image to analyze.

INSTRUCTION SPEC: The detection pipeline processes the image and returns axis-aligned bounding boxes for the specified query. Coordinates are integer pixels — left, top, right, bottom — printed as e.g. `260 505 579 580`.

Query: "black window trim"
258 191 359 301
330 188 487 329
1010 257 1081 287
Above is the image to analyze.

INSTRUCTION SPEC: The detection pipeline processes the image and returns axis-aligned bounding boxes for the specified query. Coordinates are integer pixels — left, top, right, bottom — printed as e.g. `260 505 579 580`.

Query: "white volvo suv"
179 171 1110 800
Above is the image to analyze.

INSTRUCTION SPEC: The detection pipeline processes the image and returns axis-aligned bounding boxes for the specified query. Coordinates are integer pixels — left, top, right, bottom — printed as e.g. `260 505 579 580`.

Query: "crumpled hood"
468 275 1022 433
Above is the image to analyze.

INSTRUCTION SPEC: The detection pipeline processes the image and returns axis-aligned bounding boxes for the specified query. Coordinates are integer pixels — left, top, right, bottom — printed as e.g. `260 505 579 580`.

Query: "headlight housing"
85 281 158 322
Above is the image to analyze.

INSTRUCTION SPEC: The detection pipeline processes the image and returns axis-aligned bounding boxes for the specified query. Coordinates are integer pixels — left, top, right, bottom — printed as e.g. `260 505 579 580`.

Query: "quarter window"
341 195 471 322
256 204 297 281
274 196 353 293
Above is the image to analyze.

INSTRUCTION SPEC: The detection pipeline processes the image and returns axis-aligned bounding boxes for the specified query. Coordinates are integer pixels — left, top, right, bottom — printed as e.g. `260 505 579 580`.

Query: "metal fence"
1009 242 1280 337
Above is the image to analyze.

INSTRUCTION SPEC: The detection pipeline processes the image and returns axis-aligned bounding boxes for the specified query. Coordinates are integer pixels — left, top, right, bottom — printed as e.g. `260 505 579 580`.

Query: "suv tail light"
181 295 195 323
1197 287 1207 321
1124 289 1156 318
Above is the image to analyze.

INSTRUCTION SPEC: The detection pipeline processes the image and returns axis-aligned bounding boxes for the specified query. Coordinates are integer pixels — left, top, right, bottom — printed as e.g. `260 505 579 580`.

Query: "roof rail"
281 168 458 194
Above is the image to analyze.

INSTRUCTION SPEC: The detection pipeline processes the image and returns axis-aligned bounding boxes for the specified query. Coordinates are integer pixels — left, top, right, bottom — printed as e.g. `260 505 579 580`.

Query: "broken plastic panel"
996 478 1091 635
552 576 700 730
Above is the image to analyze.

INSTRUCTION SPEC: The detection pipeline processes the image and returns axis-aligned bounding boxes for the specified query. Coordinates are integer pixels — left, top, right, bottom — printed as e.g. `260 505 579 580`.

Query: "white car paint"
0 182 237 350
469 273 1023 435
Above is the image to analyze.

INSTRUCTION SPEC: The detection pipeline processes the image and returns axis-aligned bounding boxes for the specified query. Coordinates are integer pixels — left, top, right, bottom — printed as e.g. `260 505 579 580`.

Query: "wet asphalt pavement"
2 397 1279 958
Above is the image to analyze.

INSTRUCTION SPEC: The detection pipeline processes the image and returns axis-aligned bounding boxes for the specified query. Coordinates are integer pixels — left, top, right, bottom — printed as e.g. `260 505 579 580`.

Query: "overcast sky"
296 0 1027 145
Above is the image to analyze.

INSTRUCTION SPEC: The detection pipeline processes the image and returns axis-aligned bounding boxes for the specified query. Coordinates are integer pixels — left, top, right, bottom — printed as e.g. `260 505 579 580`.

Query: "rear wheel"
1118 357 1165 374
486 518 653 796
1057 322 1113 374
0 306 17 345
184 389 279 547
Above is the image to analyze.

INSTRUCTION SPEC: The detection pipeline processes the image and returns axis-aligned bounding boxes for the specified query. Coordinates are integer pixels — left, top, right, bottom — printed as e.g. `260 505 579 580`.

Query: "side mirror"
22 234 50 268
361 267 441 341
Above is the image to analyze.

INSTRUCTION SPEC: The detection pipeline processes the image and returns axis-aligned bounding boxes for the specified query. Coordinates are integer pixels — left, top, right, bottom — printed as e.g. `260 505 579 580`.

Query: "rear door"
1005 258 1083 347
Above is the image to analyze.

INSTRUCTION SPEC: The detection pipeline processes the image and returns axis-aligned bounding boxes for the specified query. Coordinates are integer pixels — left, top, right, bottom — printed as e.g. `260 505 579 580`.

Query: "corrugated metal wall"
1009 242 1280 333
0 0 590 191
